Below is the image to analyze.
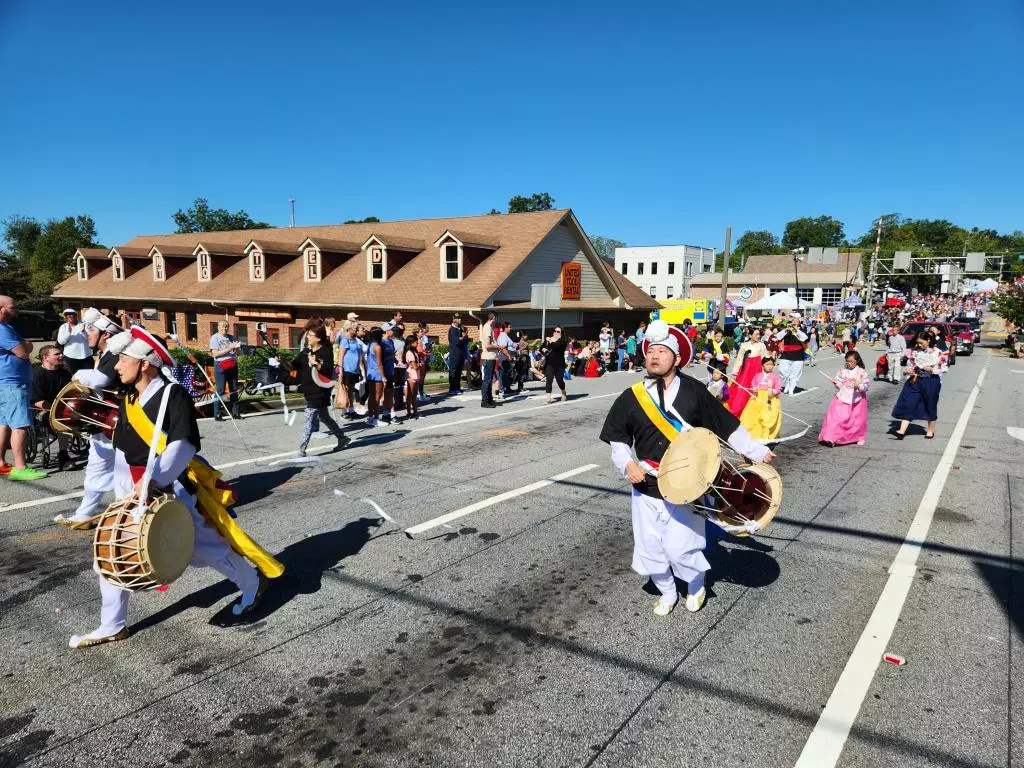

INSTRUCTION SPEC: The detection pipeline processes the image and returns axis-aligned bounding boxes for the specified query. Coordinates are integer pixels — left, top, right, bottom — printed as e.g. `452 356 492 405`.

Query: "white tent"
745 291 813 311
971 277 999 293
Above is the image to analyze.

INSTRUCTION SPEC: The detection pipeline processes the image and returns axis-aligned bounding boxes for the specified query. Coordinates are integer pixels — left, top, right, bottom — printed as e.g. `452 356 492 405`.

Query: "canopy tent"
744 291 813 311
971 277 999 293
832 294 865 309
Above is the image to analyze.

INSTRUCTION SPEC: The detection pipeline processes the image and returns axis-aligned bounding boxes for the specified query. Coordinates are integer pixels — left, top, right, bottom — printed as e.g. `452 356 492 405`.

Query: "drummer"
600 320 774 616
69 327 283 649
54 310 128 529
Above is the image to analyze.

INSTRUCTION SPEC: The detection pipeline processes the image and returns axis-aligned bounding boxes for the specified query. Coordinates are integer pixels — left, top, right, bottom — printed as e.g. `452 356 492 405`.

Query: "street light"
791 247 806 315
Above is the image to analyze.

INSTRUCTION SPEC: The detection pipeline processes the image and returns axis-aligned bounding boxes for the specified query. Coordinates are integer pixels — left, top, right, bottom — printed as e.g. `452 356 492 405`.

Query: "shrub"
169 346 213 367
237 345 295 382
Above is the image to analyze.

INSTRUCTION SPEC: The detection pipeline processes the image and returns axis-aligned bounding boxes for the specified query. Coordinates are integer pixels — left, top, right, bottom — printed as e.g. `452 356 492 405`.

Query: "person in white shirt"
57 308 93 374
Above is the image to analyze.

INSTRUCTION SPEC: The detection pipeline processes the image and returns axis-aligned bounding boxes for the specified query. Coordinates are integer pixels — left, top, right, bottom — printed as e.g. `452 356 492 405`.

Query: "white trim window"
112 254 125 281
368 245 386 282
821 288 842 305
196 250 211 281
76 256 88 281
249 248 265 281
684 261 694 277
441 242 461 281
304 247 321 282
153 253 165 281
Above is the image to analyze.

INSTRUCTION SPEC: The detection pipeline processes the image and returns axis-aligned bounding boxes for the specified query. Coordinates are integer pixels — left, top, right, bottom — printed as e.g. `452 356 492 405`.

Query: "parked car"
953 315 982 344
10 309 62 342
899 321 958 365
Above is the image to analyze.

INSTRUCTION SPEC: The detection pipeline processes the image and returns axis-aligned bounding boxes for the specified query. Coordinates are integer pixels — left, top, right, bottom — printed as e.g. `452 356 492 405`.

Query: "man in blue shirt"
0 295 47 480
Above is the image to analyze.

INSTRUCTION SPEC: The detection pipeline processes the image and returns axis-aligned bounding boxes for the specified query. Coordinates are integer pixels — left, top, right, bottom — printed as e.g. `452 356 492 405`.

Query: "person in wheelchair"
30 345 72 469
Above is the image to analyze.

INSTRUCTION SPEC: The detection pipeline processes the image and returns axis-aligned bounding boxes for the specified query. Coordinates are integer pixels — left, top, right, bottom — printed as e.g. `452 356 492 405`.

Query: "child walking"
403 334 420 420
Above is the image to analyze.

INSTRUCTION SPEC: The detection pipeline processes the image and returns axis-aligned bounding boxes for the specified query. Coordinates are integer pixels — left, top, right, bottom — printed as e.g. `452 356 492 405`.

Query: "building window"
685 262 694 277
821 288 843 305
702 264 712 272
666 287 674 299
186 312 198 342
620 263 628 275
165 312 177 337
209 321 220 338
651 262 658 275
667 261 675 275
442 243 461 281
289 327 306 350
250 250 265 281
153 254 166 281
304 248 320 282
797 288 815 303
112 255 124 281
197 251 211 281
769 288 789 295
637 262 644 275
649 286 657 298
234 323 249 345
76 257 88 281
369 246 386 281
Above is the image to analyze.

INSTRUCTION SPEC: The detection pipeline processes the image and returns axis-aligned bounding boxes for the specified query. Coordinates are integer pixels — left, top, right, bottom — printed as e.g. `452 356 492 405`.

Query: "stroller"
874 354 889 381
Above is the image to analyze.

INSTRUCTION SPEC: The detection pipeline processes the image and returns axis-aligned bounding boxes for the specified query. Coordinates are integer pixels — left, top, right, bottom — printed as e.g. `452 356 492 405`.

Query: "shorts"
0 383 31 429
342 370 360 387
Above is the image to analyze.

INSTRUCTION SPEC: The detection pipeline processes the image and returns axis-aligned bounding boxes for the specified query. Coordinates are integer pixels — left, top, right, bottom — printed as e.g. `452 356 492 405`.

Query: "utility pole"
289 198 296 227
865 215 882 310
718 227 731 330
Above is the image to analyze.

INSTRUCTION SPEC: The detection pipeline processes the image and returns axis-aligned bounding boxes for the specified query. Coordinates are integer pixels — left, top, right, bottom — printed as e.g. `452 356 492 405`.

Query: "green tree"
590 235 626 262
733 230 782 262
782 215 846 249
991 284 1024 328
343 216 380 224
30 216 101 296
1 216 42 303
508 192 555 213
172 198 270 233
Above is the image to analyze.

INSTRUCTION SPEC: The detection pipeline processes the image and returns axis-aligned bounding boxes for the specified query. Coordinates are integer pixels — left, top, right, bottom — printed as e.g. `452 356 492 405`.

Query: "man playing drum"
70 328 283 648
54 309 127 529
600 320 775 616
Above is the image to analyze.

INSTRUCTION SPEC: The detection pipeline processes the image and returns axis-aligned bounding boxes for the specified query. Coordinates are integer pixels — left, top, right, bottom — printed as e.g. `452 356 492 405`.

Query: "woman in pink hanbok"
819 351 869 447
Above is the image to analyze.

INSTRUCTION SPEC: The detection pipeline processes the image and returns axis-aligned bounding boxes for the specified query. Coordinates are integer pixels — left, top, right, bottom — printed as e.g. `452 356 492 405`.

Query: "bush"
429 343 449 372
237 345 294 382
169 346 213 367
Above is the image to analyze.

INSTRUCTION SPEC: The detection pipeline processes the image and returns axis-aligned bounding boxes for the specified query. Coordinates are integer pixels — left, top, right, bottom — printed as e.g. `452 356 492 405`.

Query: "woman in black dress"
541 326 568 404
889 331 944 440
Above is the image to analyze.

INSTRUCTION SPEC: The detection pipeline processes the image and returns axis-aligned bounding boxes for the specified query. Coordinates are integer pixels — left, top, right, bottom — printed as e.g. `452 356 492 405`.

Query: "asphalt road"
1 342 1022 768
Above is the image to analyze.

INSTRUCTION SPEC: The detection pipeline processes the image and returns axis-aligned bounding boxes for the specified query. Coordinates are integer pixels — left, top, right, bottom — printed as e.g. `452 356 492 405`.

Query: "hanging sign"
560 262 581 300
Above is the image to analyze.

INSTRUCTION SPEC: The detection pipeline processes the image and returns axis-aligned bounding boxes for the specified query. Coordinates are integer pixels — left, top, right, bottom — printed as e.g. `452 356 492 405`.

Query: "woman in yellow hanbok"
739 357 782 440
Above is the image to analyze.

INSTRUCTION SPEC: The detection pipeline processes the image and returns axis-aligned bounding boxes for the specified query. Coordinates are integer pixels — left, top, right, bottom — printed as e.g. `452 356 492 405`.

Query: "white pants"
777 359 804 394
631 490 709 588
70 434 115 520
92 477 260 636
887 353 903 382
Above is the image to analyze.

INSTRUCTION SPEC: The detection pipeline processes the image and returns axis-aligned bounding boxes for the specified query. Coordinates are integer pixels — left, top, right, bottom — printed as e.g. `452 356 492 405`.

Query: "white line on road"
788 387 819 397
405 464 598 535
794 359 989 768
1008 427 1024 442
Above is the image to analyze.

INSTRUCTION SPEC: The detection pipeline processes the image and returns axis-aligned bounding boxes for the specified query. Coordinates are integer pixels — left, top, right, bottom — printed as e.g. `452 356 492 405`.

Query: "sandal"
69 627 129 649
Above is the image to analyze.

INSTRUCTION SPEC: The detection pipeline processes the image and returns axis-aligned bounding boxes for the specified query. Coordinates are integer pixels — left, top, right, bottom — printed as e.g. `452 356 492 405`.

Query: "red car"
898 321 958 365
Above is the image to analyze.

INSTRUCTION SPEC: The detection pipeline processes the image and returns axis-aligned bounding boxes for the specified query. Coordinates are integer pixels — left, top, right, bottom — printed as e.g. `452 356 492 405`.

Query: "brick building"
54 210 658 349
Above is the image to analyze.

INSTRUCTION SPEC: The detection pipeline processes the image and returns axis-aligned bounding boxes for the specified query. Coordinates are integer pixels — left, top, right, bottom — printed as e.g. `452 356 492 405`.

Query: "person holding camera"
209 320 241 421
542 327 568 404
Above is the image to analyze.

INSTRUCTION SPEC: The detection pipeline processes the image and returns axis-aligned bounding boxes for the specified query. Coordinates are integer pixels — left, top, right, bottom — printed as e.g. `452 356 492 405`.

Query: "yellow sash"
125 396 285 579
630 381 681 442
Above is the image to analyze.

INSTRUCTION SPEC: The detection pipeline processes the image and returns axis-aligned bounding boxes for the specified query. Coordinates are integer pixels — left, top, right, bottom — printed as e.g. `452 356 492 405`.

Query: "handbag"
217 356 237 371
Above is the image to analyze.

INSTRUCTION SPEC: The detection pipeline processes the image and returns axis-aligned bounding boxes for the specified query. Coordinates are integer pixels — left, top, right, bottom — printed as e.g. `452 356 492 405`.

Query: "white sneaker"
685 588 706 613
653 595 678 616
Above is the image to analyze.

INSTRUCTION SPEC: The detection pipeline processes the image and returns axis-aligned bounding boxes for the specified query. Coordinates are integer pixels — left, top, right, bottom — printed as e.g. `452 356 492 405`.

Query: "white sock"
650 571 678 604
688 572 706 596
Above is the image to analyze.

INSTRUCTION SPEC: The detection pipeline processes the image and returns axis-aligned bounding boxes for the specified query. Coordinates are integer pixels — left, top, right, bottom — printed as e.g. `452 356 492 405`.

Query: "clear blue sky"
2 0 1021 251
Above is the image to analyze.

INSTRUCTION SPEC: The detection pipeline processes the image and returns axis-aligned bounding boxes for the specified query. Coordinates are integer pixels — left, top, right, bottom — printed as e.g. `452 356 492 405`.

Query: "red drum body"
49 381 119 439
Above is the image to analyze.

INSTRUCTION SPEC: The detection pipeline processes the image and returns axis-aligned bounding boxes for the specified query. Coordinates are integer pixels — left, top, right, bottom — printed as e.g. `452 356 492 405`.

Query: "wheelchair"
25 408 88 470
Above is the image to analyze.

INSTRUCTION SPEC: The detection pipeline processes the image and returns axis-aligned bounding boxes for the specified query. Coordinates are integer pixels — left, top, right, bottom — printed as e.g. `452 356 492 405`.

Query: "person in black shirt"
30 345 72 468
295 324 347 456
542 327 568 404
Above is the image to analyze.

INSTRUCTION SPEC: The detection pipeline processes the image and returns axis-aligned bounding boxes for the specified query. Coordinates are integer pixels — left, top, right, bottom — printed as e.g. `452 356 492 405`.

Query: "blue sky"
2 0 1021 251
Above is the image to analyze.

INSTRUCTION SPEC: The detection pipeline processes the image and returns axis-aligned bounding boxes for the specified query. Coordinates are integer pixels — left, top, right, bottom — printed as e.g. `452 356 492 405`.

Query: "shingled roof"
54 209 651 312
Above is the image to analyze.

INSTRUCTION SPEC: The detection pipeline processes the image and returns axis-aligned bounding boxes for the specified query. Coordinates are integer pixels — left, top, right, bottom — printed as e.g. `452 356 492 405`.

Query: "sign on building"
560 262 581 300
965 252 986 272
893 251 912 270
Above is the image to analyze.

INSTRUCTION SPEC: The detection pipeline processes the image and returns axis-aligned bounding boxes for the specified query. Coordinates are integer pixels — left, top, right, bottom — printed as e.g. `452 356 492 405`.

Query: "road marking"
411 392 618 434
794 359 989 768
405 464 598 535
0 491 88 513
1009 427 1024 442
788 387 819 397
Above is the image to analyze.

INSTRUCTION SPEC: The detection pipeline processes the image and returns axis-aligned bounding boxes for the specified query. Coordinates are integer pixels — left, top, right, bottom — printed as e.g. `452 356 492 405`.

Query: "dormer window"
196 250 211 281
153 253 165 281
304 247 321 282
368 245 386 281
76 256 88 281
112 254 124 281
443 243 461 281
249 249 265 281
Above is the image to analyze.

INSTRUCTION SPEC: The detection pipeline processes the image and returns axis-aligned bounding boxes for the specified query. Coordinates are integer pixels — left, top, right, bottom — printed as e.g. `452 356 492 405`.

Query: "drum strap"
630 382 682 442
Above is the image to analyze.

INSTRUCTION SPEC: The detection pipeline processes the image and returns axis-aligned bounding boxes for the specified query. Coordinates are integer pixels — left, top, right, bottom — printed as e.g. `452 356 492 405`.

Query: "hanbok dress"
728 340 767 417
739 371 782 439
892 347 944 422
818 366 869 445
